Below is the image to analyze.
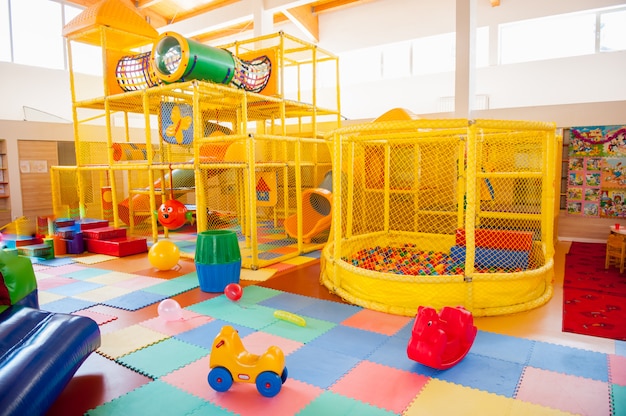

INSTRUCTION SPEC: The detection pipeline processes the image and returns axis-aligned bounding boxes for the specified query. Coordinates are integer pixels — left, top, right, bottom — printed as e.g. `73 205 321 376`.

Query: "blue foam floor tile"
306 325 390 360
258 291 319 312
528 342 609 381
367 335 437 375
257 251 284 260
302 250 321 259
617 341 626 357
287 344 360 389
32 257 76 266
45 280 104 296
175 320 256 349
40 297 98 314
471 331 535 364
392 320 415 340
296 299 362 324
103 290 168 311
435 353 524 397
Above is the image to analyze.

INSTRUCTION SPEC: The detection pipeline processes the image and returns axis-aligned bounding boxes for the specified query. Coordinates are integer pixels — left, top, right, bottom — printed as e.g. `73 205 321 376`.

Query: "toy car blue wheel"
256 371 282 397
280 367 288 384
208 367 233 392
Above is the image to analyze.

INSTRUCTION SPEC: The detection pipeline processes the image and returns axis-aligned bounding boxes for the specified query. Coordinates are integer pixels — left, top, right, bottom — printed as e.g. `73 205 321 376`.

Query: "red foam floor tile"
46 353 152 416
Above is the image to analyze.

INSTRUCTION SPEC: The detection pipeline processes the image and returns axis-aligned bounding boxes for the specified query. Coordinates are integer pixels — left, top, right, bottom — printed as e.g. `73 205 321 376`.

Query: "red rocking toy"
407 305 477 370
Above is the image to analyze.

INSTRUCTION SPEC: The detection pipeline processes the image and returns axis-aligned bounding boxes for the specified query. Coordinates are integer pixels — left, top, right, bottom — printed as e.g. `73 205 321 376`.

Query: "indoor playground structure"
52 0 339 269
49 0 560 318
320 117 559 317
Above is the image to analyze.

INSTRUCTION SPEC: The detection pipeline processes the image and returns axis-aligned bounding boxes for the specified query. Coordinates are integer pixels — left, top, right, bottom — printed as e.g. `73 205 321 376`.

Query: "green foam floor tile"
86 380 208 416
186 296 278 330
117 338 210 378
143 273 200 296
297 391 396 416
262 316 336 344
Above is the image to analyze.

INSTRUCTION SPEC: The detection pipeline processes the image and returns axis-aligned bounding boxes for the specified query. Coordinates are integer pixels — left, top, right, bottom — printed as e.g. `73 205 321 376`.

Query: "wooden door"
18 140 58 218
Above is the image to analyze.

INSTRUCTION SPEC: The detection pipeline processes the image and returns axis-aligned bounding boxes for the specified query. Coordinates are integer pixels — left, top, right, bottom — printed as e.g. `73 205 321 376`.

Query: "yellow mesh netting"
321 118 558 317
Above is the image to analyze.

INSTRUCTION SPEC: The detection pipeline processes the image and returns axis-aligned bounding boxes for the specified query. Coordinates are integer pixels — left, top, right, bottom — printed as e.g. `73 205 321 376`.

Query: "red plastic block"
78 219 110 231
54 218 76 228
82 227 127 240
455 228 533 251
84 237 147 257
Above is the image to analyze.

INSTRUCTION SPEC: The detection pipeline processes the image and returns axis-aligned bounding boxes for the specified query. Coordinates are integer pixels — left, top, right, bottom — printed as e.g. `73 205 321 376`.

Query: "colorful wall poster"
569 125 626 157
567 125 626 217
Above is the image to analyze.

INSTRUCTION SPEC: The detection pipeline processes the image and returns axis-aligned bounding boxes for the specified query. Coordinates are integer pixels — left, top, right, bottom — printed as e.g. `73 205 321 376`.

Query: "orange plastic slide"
284 171 333 243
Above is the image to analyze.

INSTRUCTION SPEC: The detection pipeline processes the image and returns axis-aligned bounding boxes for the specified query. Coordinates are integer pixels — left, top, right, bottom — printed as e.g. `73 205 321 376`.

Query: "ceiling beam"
262 0 316 13
134 0 165 8
162 0 255 36
282 4 318 42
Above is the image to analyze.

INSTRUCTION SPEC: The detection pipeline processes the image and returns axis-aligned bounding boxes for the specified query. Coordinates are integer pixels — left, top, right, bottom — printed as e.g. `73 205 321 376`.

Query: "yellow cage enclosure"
52 0 341 270
321 118 559 317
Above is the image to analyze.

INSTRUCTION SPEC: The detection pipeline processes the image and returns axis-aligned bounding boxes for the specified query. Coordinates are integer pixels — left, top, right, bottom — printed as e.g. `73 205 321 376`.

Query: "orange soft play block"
455 228 534 251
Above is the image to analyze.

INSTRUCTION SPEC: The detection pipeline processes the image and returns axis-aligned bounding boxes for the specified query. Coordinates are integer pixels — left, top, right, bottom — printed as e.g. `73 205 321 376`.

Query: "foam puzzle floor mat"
35 265 626 416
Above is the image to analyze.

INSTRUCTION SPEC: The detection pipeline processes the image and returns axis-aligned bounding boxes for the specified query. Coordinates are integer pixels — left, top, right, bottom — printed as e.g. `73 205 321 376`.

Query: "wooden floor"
45 240 617 415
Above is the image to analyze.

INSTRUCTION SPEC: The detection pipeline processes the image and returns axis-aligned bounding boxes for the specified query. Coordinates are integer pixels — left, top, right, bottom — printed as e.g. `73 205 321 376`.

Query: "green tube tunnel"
152 32 235 85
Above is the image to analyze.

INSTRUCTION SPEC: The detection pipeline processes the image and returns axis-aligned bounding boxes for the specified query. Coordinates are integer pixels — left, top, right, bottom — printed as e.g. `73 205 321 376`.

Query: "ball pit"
344 244 522 276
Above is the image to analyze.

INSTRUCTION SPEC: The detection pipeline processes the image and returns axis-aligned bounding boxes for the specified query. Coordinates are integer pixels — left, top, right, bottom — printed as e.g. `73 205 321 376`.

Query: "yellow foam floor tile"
98 325 170 359
240 267 276 282
404 379 574 416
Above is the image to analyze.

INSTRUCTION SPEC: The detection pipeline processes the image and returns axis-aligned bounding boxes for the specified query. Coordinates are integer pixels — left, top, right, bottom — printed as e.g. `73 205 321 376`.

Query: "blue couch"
0 252 101 416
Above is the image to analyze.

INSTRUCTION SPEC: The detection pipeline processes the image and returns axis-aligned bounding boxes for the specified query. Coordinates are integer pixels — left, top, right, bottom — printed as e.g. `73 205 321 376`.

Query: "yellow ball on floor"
148 240 180 270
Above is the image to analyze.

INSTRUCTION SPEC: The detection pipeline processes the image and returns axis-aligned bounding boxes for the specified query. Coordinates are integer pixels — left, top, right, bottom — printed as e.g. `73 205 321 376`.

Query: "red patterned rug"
563 242 626 341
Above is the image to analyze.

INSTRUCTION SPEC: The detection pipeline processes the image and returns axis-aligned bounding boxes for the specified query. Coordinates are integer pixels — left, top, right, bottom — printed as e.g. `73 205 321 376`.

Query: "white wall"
0 62 102 122
1 0 626 219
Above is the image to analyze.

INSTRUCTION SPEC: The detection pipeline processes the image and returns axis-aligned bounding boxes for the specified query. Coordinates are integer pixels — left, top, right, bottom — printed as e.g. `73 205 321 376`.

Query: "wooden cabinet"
0 140 10 225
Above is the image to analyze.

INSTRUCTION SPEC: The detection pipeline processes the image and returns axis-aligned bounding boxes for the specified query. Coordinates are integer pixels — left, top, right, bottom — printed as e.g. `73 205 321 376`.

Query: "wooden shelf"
0 139 9 221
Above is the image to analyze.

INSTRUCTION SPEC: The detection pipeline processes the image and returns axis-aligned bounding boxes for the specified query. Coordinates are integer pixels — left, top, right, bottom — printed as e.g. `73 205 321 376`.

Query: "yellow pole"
465 120 477 311
543 126 557 258
331 129 342 288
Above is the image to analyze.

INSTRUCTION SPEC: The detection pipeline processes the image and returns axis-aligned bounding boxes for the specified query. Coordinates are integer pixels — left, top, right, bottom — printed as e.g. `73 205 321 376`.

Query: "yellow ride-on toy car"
208 325 288 397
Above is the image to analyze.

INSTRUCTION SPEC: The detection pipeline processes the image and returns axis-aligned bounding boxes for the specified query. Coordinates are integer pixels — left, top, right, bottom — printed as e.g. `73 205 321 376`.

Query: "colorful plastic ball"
224 283 243 301
158 298 183 321
148 240 180 270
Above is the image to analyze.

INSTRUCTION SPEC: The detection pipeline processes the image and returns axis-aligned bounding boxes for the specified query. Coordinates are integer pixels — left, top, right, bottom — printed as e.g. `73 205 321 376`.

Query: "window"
64 4 102 76
410 28 489 76
11 0 64 69
600 9 626 52
412 33 455 75
383 41 411 79
499 12 596 64
339 46 382 86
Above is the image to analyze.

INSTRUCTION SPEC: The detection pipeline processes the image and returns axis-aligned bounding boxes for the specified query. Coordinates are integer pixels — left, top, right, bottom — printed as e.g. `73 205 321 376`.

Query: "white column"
455 0 477 119
253 0 273 37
